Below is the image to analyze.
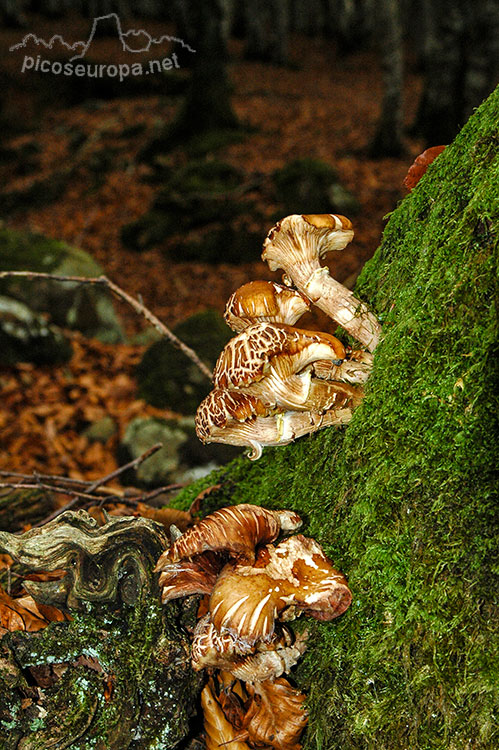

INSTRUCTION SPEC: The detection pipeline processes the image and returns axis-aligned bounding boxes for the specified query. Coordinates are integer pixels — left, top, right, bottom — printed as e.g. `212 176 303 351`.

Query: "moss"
170 88 499 748
2 595 200 749
136 309 233 413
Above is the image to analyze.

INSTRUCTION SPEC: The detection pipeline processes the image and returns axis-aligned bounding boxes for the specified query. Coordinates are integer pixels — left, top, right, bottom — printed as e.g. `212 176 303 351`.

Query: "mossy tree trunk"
176 86 499 749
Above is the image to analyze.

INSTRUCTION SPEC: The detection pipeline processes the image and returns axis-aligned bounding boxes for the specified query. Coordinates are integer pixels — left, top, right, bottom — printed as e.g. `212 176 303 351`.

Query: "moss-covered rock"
0 295 72 365
273 157 360 217
121 160 261 262
0 228 124 343
136 309 232 414
170 88 499 749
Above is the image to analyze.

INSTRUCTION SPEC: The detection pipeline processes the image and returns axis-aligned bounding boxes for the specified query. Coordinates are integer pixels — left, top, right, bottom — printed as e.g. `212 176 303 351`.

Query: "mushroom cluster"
196 214 380 459
155 503 351 750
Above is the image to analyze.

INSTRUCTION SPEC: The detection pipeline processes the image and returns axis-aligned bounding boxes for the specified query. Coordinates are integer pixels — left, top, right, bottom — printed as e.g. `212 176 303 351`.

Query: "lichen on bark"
0 512 202 749
172 86 499 748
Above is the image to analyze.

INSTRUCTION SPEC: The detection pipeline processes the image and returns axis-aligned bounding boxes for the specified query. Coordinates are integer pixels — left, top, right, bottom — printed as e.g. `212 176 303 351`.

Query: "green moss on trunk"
174 87 499 748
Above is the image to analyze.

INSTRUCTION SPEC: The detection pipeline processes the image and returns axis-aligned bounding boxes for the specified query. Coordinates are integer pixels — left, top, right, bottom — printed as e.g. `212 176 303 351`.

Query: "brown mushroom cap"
212 322 346 413
208 535 351 646
224 281 311 333
164 503 302 565
214 323 345 392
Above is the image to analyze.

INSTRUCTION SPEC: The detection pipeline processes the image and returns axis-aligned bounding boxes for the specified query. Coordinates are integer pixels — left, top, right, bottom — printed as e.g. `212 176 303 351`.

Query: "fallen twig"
0 270 212 380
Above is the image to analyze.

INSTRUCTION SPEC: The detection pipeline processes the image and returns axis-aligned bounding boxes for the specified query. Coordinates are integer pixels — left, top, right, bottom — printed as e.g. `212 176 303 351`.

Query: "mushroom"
192 614 308 683
224 280 311 332
213 322 360 413
241 677 308 750
156 551 222 604
208 535 352 646
202 678 251 750
312 348 374 386
159 503 302 567
195 387 357 460
262 214 382 351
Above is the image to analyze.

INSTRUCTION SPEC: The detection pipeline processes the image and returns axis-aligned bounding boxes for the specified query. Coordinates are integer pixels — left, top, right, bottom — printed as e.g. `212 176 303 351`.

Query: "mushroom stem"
313 350 374 385
262 214 382 352
303 267 381 351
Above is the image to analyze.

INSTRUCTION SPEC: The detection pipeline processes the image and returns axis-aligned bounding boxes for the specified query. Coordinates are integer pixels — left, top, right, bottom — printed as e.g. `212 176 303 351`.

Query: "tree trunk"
140 0 240 160
412 0 499 144
369 0 404 157
175 86 499 749
244 0 289 64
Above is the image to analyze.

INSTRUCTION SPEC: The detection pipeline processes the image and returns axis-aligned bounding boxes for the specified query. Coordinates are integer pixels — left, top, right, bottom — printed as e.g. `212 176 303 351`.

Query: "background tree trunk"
140 0 240 160
412 0 499 144
369 0 404 157
175 86 498 749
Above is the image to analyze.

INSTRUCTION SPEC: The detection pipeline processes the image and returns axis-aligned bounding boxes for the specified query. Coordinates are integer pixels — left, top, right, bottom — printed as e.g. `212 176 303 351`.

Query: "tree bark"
369 0 404 157
140 0 240 159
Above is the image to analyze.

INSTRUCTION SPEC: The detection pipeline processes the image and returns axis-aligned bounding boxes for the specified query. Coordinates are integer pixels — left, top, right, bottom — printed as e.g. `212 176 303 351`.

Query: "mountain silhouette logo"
9 13 196 60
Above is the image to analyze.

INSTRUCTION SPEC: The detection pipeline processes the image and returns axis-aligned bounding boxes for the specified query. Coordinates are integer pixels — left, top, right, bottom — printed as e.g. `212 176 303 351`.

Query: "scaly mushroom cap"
262 214 354 281
195 388 273 440
196 388 357 460
212 323 346 412
224 281 311 332
192 614 307 682
214 323 345 391
164 504 302 565
209 535 351 645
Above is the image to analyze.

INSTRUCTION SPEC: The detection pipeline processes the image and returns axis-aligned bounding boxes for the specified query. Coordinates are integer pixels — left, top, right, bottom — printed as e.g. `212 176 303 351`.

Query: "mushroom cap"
262 214 354 275
166 503 302 565
224 281 310 332
213 322 345 392
196 389 273 440
208 535 351 645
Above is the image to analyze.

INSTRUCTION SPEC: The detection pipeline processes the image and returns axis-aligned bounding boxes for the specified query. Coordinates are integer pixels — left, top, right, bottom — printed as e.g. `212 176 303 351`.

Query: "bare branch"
86 442 163 494
0 270 213 380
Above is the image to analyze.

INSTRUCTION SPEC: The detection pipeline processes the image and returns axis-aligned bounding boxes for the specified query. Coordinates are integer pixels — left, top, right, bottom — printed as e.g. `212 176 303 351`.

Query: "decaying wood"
0 510 201 750
0 510 168 610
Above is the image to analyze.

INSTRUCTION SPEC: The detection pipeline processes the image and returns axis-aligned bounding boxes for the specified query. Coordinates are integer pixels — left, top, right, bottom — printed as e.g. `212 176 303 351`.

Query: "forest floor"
0 19 425 487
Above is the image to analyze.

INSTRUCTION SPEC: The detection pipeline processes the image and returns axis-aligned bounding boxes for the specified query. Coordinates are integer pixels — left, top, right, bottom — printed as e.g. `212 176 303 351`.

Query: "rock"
119 415 241 487
0 295 72 365
121 160 261 263
0 227 124 343
82 416 117 443
136 309 233 414
119 417 189 486
273 157 360 216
